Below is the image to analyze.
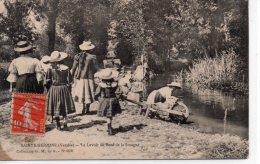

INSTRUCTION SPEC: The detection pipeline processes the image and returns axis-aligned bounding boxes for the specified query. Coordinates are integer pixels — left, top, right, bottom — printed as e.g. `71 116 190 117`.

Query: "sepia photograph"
0 0 250 160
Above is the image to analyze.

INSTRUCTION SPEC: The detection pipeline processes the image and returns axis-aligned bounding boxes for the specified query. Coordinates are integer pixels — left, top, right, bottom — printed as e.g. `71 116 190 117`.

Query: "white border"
1 0 260 164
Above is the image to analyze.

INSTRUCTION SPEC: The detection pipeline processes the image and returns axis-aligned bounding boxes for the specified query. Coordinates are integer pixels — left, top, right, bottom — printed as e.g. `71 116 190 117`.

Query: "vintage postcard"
0 0 250 160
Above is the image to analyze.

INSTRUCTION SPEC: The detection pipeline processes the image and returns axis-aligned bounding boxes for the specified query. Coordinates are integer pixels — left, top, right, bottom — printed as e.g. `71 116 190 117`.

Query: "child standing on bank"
44 51 76 130
95 68 122 135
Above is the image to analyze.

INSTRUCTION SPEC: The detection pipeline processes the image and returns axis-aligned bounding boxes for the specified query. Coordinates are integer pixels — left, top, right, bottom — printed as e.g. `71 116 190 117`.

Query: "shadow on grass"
45 124 56 132
72 110 98 118
46 119 107 132
64 120 107 132
114 124 147 134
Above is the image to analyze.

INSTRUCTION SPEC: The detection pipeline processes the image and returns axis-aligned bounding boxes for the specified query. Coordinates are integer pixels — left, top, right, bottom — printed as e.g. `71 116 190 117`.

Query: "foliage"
112 0 148 64
0 0 248 86
0 49 12 61
41 0 110 65
110 0 248 73
0 62 10 89
185 49 248 94
0 0 46 43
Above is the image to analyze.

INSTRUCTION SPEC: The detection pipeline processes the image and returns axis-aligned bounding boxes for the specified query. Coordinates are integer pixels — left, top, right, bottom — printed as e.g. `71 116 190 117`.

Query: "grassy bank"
182 49 248 94
0 102 249 159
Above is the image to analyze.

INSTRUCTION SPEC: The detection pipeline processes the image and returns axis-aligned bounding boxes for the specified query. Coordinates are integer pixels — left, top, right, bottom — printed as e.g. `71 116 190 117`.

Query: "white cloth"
73 78 95 104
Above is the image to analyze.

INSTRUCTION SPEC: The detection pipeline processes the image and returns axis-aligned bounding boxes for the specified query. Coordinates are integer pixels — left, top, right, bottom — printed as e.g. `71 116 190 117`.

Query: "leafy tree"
56 0 110 62
0 0 248 75
0 0 42 43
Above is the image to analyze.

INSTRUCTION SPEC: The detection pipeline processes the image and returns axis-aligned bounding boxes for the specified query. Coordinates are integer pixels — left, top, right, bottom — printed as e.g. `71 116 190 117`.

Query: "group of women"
7 40 122 135
7 40 182 136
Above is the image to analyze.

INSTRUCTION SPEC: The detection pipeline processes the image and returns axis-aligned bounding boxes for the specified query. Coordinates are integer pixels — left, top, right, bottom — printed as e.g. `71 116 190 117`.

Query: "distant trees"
109 0 248 72
0 0 248 72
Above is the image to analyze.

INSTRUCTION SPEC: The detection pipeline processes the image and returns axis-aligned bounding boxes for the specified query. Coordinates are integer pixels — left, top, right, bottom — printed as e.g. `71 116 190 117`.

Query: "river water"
145 74 249 139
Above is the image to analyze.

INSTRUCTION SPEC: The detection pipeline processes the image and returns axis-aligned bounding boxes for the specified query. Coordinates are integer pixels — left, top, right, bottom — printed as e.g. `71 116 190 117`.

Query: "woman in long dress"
71 41 97 115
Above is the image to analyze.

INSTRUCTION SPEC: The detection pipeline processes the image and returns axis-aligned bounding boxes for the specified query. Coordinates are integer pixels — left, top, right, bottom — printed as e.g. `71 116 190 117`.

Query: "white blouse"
7 56 44 83
157 87 173 99
146 86 172 104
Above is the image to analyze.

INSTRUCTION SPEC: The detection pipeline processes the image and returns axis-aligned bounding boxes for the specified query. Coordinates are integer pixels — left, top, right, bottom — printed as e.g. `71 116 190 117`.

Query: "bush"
0 63 10 89
185 49 248 94
0 49 12 62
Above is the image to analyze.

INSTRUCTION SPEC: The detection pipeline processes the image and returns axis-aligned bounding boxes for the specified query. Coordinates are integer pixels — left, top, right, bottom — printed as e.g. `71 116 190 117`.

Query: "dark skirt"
97 97 121 118
16 74 42 93
47 85 76 117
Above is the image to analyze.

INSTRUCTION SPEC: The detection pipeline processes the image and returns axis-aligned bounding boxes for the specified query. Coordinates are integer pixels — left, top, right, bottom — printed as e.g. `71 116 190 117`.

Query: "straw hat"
14 41 33 52
41 55 51 63
99 68 118 80
167 82 182 88
79 41 95 51
48 51 68 63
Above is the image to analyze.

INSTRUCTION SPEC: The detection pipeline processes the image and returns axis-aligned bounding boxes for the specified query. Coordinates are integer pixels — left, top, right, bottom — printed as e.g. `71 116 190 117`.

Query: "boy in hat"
71 41 97 115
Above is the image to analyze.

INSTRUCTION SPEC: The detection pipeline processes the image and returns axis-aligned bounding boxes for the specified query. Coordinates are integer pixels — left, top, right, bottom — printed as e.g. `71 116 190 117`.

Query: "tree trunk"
47 0 59 53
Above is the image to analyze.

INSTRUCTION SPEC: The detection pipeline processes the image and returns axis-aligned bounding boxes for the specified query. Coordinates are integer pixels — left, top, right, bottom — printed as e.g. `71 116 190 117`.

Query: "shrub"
0 62 10 89
185 49 248 94
0 48 13 62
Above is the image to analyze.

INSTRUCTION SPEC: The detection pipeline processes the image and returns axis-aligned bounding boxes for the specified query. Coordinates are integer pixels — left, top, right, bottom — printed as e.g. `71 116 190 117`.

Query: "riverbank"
0 101 248 160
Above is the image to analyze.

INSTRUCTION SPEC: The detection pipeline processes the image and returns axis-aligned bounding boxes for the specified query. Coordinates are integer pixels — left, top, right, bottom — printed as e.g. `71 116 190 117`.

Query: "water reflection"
145 74 248 139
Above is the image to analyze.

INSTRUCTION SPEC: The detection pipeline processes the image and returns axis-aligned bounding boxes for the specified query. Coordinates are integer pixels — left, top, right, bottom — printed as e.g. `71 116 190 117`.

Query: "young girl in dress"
95 68 122 135
44 51 76 130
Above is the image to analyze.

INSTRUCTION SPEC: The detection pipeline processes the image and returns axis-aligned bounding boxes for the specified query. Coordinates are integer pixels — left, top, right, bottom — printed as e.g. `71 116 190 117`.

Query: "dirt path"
0 101 248 160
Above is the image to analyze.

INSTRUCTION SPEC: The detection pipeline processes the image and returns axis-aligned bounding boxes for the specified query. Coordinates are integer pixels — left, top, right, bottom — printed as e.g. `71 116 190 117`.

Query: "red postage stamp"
11 93 47 135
